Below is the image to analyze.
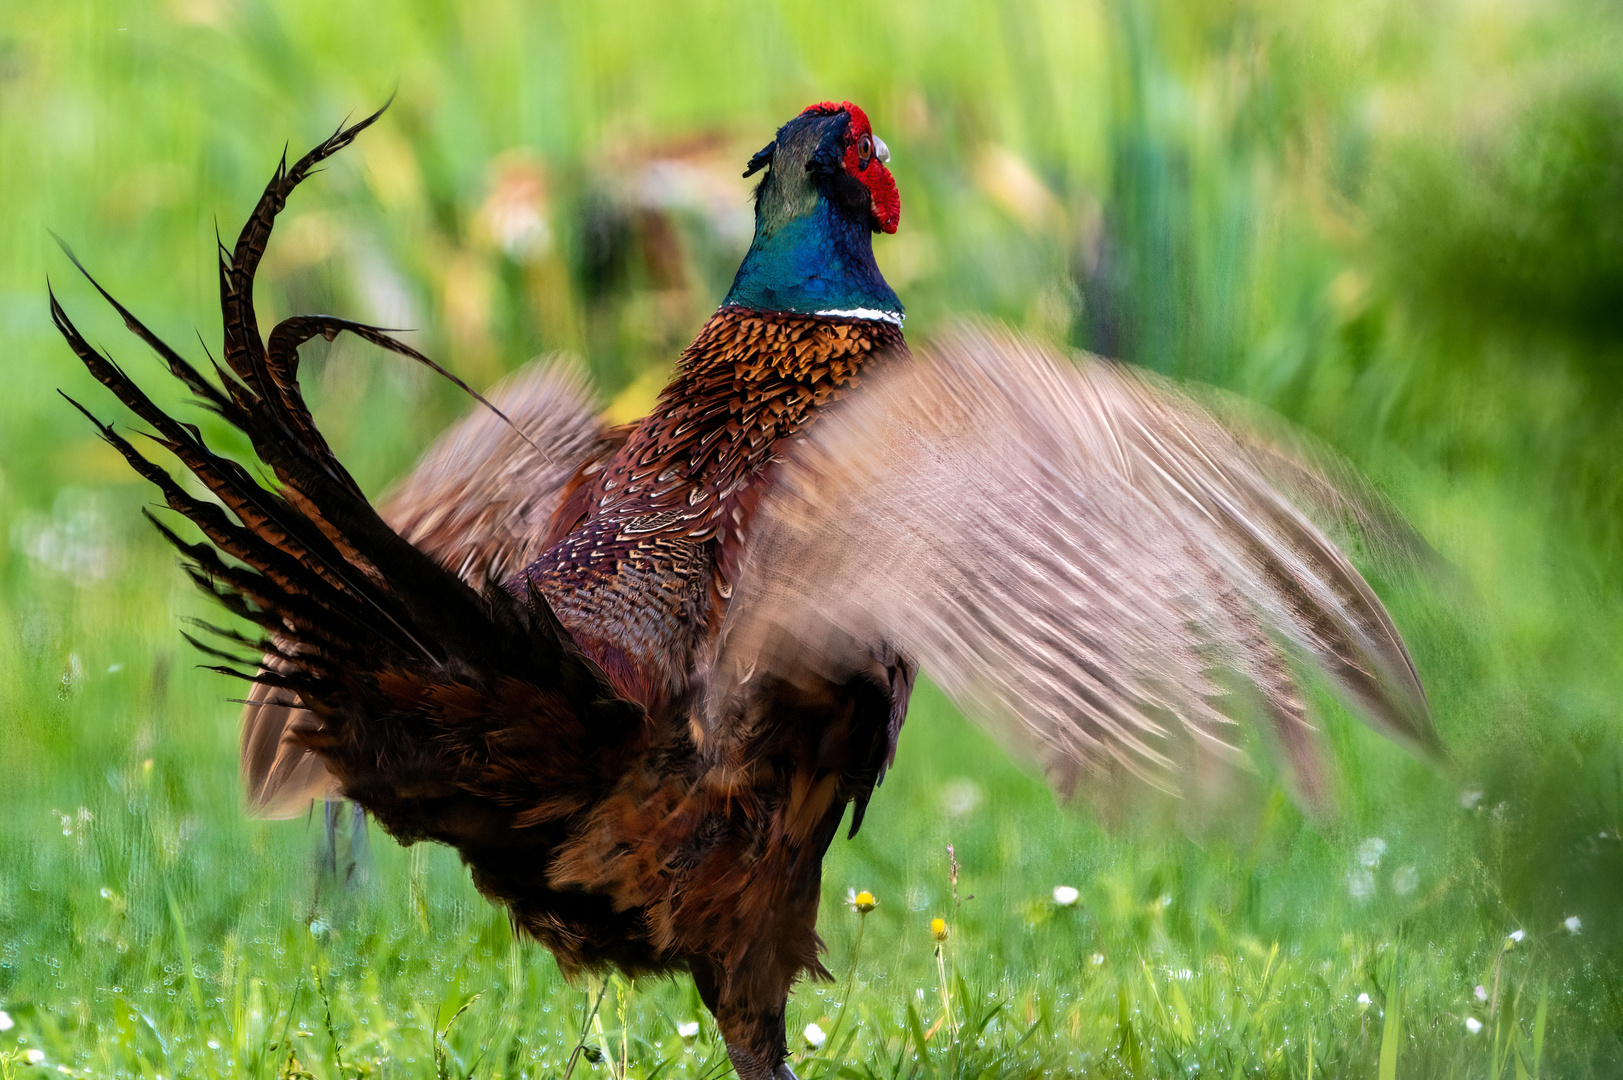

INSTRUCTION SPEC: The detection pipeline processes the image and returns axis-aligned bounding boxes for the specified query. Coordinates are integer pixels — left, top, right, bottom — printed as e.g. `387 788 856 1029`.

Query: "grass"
4 0 1623 1076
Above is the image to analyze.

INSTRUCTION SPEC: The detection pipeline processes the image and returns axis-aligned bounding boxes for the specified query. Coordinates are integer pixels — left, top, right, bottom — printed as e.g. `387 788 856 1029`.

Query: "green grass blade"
1533 981 1548 1079
1379 949 1403 1080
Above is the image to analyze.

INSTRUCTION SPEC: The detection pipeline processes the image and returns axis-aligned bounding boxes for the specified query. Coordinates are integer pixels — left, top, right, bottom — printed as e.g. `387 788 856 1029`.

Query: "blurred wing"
240 654 333 818
240 359 618 818
1179 380 1445 578
381 359 618 585
712 325 1437 807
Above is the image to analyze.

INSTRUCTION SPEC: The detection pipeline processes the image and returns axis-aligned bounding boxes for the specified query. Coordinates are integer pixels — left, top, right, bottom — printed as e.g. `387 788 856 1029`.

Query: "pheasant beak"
873 134 891 164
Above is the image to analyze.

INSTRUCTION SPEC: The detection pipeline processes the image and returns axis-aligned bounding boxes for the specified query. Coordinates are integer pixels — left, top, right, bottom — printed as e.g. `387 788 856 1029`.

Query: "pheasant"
54 101 1437 1080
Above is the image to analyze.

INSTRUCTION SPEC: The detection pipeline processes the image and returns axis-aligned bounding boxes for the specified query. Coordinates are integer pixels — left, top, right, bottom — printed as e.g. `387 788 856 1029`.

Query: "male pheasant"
55 102 1437 1080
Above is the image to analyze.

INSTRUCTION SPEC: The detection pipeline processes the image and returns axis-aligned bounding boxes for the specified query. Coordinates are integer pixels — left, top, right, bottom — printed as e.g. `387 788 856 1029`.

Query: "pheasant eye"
858 134 873 167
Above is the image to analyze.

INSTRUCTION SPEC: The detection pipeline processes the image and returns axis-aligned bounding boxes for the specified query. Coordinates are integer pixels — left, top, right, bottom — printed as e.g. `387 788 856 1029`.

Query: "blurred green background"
4 0 1623 1077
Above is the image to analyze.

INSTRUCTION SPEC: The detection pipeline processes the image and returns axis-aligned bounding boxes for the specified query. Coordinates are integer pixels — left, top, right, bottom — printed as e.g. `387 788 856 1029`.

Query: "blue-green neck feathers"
723 198 901 319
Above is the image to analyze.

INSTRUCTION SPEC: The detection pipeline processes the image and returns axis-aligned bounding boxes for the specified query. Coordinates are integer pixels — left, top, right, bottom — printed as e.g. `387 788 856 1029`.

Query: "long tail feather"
53 109 643 859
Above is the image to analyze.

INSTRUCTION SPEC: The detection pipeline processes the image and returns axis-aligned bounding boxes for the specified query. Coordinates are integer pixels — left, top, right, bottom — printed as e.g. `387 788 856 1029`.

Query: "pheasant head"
723 101 903 323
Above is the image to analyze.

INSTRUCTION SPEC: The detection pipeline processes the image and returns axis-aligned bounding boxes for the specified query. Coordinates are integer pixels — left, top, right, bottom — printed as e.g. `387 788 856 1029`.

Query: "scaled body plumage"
55 101 1435 1080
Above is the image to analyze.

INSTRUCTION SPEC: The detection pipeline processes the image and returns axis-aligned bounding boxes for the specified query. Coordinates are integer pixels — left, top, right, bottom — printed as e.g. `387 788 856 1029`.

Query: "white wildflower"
1506 929 1525 947
1465 1017 1483 1035
24 1050 45 1065
1565 916 1582 934
1474 985 1488 1003
1091 954 1106 966
676 1020 700 1039
940 778 982 818
1392 866 1419 896
1356 993 1371 1007
1357 838 1387 868
1052 885 1079 907
1347 868 1375 901
0 1010 12 1031
1461 790 1484 809
803 1022 827 1049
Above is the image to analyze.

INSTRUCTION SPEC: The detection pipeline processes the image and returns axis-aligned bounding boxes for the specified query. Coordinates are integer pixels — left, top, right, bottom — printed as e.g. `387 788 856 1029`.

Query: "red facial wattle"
799 100 901 234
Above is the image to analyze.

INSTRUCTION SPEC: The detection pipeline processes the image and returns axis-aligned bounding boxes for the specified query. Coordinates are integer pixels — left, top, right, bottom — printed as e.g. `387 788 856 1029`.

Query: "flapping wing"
56 110 644 849
712 325 1437 807
239 358 618 818
381 359 620 585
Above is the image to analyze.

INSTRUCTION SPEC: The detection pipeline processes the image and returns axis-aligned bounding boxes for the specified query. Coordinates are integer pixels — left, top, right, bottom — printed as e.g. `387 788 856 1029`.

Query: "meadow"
3 0 1623 1076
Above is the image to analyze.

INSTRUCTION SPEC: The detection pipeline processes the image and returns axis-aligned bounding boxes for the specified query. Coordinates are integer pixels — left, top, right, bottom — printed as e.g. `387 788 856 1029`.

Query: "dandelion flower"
930 917 949 942
1465 1017 1483 1035
0 1010 12 1031
1565 916 1582 934
803 1022 827 1049
676 1020 700 1039
1052 885 1079 907
1474 985 1488 1003
851 890 877 914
